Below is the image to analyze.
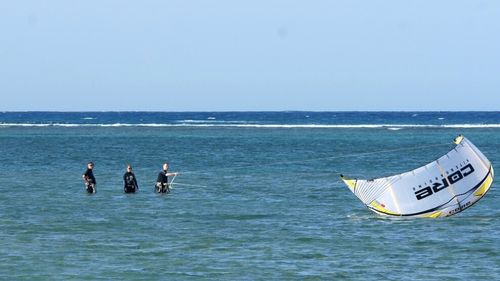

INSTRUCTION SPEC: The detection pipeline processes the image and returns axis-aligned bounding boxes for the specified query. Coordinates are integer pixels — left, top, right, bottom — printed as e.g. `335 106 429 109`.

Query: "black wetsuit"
156 170 169 193
123 172 138 193
83 169 96 193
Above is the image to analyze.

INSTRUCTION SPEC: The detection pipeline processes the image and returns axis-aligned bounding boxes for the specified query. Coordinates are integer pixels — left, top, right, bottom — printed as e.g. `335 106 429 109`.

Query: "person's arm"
166 172 178 177
83 171 89 183
156 172 163 184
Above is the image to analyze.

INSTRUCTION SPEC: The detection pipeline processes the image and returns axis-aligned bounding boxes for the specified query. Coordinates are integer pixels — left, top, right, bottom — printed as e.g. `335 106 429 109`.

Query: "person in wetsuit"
155 162 178 193
82 162 96 193
123 164 139 193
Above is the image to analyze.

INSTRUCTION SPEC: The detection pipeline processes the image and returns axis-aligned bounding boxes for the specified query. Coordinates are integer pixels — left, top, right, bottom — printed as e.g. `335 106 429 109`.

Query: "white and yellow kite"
341 135 494 218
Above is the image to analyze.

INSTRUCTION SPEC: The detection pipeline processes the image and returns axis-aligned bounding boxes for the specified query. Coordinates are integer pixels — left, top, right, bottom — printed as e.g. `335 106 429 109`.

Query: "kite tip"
454 134 465 145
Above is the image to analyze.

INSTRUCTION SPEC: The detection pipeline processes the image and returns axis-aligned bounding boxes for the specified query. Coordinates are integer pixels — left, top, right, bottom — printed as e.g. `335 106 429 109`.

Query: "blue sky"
1 1 499 111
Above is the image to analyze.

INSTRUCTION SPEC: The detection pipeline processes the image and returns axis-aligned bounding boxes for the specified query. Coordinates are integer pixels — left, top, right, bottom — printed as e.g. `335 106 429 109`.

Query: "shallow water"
0 112 499 280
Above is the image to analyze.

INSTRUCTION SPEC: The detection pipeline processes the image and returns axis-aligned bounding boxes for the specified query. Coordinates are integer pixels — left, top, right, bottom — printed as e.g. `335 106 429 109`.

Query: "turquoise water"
0 113 499 280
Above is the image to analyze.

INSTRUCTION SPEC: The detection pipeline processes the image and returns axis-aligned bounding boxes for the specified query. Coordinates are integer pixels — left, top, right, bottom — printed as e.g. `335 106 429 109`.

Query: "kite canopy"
341 135 494 218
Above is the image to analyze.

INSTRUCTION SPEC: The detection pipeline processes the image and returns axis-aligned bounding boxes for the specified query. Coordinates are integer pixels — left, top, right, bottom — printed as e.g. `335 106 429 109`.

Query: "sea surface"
0 111 499 280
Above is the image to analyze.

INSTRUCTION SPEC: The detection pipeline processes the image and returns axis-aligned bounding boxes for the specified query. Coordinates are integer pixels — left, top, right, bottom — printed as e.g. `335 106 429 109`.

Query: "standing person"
123 164 139 193
82 161 96 194
155 162 178 193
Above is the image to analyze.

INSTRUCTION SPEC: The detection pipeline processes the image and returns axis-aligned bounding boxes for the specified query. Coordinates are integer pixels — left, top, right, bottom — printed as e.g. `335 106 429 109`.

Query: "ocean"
0 111 498 280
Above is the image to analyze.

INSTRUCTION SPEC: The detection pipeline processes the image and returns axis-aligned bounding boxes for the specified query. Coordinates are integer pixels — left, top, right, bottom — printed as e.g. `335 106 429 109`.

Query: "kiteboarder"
82 161 96 193
123 164 139 193
155 162 178 193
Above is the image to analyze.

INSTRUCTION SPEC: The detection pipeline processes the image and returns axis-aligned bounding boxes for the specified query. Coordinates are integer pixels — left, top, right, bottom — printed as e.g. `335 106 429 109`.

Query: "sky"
0 1 499 111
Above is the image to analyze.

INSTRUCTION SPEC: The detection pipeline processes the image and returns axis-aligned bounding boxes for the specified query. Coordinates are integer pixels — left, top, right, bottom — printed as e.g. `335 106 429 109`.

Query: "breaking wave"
1 123 500 128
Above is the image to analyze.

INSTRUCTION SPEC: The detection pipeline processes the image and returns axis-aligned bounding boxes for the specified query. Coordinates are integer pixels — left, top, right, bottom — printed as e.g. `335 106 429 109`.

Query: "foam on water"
1 122 500 128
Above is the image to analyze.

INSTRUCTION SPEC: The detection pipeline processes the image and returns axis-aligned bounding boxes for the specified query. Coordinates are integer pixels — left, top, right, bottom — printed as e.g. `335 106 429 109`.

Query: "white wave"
207 117 216 120
387 127 403 131
178 119 203 123
176 119 249 124
0 123 83 127
1 123 500 128
82 117 96 120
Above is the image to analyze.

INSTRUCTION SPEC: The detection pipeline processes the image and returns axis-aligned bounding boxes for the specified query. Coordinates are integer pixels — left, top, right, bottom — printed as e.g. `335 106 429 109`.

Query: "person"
155 162 178 193
123 164 139 193
82 161 96 193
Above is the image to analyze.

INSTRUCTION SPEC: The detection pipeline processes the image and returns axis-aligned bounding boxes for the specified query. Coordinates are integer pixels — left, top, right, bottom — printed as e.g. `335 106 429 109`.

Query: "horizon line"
1 110 499 113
